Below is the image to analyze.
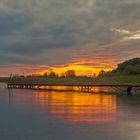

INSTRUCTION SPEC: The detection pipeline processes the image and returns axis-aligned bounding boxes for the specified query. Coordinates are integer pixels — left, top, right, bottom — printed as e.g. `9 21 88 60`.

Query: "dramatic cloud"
0 0 140 76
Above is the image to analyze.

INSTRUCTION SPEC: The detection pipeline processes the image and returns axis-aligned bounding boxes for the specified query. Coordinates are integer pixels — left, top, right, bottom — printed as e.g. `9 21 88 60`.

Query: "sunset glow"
36 59 115 76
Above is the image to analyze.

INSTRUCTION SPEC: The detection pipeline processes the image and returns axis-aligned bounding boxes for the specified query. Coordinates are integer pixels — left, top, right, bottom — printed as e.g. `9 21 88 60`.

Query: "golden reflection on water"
34 86 113 93
34 90 117 123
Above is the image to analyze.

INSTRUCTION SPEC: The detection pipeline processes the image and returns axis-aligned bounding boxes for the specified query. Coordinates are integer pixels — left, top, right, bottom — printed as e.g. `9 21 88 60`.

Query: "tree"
48 71 58 78
98 70 106 77
124 65 140 75
115 58 140 75
65 70 76 77
43 72 48 77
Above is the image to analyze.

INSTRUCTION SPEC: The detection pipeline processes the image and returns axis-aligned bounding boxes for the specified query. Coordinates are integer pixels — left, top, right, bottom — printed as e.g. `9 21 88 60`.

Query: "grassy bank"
95 75 140 84
0 75 140 84
6 77 94 84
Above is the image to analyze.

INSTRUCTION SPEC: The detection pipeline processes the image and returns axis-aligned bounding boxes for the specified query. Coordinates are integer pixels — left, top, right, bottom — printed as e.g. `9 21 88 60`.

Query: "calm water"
0 85 140 140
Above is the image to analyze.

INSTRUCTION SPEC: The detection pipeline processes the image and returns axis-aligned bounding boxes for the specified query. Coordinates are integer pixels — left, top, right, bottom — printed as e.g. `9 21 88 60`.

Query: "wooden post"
127 86 132 96
87 86 90 92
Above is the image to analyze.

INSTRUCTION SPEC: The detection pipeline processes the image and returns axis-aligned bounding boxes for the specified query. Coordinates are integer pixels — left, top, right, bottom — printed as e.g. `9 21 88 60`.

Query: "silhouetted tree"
98 70 106 77
48 71 58 78
65 70 76 77
43 72 48 77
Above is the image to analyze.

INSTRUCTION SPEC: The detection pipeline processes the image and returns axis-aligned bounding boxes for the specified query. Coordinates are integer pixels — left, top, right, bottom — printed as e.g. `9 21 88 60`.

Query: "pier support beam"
79 86 92 92
127 86 132 96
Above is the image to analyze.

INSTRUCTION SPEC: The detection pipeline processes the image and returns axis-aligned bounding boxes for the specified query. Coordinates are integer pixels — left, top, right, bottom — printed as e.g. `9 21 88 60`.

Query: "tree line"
43 70 76 78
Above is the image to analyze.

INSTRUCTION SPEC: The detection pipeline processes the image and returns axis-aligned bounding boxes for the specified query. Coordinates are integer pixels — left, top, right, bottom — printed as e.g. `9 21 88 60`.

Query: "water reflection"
7 89 117 123
31 86 113 93
34 91 117 123
1 88 140 140
8 89 13 104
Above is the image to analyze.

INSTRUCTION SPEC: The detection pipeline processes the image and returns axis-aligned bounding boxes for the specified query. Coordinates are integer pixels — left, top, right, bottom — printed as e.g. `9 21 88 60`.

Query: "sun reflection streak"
34 91 117 123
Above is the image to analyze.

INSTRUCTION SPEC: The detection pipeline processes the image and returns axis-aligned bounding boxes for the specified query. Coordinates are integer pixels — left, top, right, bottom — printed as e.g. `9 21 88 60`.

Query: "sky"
0 0 140 76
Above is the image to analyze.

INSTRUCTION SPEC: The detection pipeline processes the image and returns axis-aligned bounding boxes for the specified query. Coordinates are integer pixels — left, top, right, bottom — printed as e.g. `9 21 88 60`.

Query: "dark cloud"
0 13 31 36
0 0 140 75
95 0 140 22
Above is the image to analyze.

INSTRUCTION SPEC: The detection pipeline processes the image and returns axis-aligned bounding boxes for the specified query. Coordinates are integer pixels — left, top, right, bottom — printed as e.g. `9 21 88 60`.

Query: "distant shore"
0 75 140 85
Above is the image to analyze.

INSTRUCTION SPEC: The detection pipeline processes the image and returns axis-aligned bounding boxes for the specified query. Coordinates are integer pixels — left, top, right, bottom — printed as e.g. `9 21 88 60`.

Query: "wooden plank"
7 83 140 87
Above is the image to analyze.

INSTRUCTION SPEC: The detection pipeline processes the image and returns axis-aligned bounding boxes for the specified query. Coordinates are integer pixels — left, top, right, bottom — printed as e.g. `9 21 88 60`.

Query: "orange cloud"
36 58 116 76
0 56 117 77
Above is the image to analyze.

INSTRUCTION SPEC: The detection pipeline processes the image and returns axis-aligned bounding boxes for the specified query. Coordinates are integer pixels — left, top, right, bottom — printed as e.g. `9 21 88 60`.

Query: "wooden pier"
7 83 140 95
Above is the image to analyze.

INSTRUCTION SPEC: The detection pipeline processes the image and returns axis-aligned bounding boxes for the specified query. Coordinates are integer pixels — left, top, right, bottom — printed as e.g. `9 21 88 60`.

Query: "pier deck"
7 83 140 95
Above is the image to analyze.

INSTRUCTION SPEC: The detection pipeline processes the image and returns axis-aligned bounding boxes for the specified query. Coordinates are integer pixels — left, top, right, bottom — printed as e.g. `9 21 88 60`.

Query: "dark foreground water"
0 86 140 140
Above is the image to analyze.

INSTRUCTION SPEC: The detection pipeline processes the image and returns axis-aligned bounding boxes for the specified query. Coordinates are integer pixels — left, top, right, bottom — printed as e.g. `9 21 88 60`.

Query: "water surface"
0 86 140 140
